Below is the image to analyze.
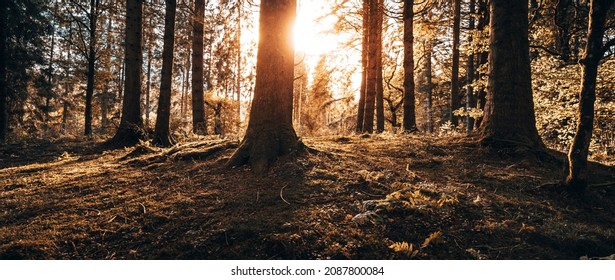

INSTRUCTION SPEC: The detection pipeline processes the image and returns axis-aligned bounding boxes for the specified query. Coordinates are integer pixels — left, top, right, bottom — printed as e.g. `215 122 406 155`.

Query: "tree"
82 0 100 137
375 0 384 133
402 0 417 132
191 0 207 135
563 0 615 192
0 0 50 141
449 0 461 126
0 0 7 142
479 0 544 149
356 0 368 133
108 0 144 146
153 0 176 147
465 0 476 132
302 55 333 135
362 0 380 133
226 0 300 175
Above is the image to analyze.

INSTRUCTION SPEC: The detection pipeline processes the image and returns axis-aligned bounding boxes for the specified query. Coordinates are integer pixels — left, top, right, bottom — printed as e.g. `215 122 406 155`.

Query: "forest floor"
1 134 615 260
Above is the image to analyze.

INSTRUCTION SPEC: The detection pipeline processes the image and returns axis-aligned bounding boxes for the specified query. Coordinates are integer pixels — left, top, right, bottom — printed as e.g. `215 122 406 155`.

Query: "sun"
294 0 338 55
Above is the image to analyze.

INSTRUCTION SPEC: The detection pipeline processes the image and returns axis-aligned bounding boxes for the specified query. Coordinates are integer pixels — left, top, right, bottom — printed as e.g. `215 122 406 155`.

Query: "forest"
0 0 615 260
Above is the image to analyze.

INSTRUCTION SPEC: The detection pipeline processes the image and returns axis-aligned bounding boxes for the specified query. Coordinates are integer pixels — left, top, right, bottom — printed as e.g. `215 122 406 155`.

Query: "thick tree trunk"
563 0 614 192
356 0 368 133
108 0 144 147
362 0 378 133
153 0 177 147
191 0 207 135
466 0 476 133
0 0 7 142
479 0 544 149
402 0 417 132
226 0 299 175
449 0 461 127
85 0 99 137
375 0 384 133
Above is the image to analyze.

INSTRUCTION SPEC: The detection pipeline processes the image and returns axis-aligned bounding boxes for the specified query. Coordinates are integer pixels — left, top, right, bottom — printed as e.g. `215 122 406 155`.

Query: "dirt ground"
1 134 615 259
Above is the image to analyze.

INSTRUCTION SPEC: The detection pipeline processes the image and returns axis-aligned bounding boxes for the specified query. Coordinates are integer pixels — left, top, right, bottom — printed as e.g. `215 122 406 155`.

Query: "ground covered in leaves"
1 134 615 259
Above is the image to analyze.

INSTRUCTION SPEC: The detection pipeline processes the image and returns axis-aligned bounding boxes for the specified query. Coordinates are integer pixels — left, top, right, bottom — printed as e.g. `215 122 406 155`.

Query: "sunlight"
294 0 338 55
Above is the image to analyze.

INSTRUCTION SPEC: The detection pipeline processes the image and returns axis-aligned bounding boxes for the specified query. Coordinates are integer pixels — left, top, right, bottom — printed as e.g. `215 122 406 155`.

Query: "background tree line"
0 0 614 188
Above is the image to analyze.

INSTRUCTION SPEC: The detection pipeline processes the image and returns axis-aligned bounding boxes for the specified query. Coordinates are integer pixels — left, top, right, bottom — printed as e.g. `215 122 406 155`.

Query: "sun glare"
294 0 338 55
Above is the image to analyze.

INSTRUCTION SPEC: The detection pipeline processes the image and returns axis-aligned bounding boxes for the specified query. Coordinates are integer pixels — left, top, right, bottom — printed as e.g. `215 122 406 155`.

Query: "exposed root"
171 141 238 161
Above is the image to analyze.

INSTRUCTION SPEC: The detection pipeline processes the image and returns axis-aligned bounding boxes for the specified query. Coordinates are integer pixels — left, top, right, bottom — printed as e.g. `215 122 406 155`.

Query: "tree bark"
153 0 177 147
449 0 461 126
84 0 99 137
108 0 144 147
145 48 152 129
375 0 384 133
563 0 614 192
236 0 242 133
0 0 7 142
356 0 368 133
417 38 433 133
402 0 417 132
479 0 544 150
191 0 207 135
226 0 299 175
362 0 378 133
474 0 488 128
466 0 476 133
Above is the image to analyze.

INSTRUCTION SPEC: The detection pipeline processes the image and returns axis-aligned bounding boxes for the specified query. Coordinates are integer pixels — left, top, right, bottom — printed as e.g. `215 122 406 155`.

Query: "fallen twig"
280 185 291 205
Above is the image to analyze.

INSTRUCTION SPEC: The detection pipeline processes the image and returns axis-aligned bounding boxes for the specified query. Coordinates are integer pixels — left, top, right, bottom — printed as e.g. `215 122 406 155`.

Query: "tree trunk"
108 0 144 147
145 48 152 129
356 0 368 133
61 23 74 135
555 0 573 64
466 0 476 133
0 0 7 142
479 0 544 150
236 0 242 133
417 38 433 133
362 0 378 133
181 48 191 120
226 0 299 175
153 0 177 147
45 13 56 132
402 0 417 132
214 102 223 135
118 60 125 102
101 14 113 132
85 0 99 137
474 0 489 128
191 0 207 135
449 0 461 127
563 0 614 192
375 0 384 133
